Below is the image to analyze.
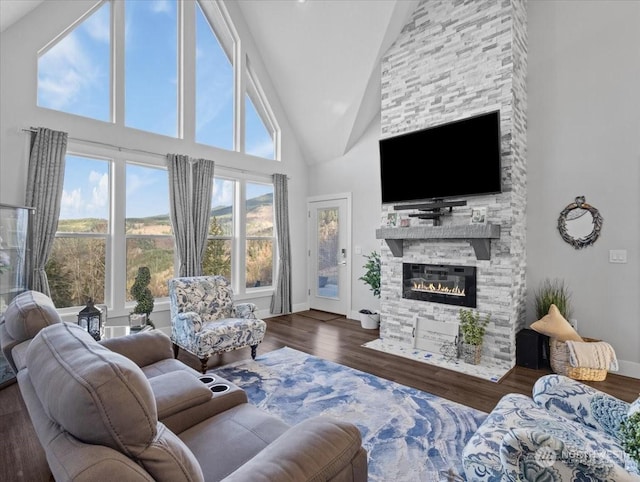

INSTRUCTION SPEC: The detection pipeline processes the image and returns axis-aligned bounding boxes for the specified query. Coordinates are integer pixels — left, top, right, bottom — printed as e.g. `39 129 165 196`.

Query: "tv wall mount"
394 199 467 226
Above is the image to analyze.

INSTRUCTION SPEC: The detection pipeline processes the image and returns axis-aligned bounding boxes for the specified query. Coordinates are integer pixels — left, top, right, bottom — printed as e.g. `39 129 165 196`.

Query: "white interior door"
307 195 351 315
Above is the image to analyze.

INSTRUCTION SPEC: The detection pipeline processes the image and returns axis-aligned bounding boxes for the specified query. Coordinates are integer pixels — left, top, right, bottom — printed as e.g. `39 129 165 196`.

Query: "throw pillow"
530 304 584 342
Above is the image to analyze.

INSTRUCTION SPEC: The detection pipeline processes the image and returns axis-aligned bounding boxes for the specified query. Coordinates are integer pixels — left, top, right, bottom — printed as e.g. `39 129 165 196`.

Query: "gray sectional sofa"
0 290 368 481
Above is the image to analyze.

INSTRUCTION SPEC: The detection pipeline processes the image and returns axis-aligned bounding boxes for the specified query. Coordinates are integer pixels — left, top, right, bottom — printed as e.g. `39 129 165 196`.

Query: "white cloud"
38 28 104 111
83 4 111 44
126 172 156 197
60 188 83 220
88 172 109 214
212 180 233 207
150 0 172 14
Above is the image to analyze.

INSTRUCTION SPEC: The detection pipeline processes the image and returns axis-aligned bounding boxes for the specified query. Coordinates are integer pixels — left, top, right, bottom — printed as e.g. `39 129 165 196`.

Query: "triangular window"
37 2 111 122
245 57 277 160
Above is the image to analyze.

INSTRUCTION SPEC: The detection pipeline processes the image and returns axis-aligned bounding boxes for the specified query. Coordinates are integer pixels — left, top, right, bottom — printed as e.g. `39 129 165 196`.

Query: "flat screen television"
379 110 501 204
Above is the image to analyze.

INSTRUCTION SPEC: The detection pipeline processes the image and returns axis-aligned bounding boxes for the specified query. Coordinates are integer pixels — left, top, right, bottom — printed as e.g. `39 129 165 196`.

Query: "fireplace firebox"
402 263 476 307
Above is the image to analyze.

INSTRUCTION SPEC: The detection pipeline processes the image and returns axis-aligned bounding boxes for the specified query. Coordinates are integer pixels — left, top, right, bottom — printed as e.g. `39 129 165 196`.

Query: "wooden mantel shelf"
375 224 501 260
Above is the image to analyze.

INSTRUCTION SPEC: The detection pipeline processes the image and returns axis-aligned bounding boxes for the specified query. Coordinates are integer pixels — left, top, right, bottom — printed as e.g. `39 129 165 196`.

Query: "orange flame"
412 281 465 297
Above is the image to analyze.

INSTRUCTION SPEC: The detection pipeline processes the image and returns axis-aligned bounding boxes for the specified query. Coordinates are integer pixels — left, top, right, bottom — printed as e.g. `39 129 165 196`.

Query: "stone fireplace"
403 263 476 308
377 0 528 371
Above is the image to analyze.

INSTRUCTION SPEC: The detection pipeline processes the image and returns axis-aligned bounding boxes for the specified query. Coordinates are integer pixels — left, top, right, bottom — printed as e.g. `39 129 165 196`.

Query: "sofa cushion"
170 276 235 322
27 322 158 454
4 290 62 342
27 322 204 482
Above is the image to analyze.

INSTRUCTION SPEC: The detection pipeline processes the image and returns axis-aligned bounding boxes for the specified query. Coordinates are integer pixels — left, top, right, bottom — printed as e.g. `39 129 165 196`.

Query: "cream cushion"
530 304 583 342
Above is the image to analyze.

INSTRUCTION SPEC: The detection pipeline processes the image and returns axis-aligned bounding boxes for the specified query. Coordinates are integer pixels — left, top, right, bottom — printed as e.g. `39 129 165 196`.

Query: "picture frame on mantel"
386 213 398 227
470 207 487 225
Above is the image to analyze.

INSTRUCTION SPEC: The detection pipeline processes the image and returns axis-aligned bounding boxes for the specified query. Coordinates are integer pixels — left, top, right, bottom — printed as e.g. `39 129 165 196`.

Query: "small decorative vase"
461 342 482 365
129 313 147 330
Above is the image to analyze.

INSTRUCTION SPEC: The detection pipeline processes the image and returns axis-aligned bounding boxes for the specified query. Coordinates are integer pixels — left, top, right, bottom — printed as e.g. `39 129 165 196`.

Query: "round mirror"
557 196 603 249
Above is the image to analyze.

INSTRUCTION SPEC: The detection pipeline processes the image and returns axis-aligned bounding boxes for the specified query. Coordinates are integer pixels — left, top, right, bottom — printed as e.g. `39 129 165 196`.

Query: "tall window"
195 2 234 150
245 182 274 288
203 177 274 290
125 164 174 300
46 155 110 308
125 0 178 137
37 2 111 122
203 178 233 280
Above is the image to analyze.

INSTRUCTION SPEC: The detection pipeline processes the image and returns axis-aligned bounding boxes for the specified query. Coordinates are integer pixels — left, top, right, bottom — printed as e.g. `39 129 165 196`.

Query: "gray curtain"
25 127 68 295
270 173 292 314
191 159 215 275
167 154 214 277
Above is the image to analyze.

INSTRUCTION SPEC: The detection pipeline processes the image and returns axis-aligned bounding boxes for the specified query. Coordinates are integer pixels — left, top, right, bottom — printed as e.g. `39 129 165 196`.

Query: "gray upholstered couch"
1 291 368 481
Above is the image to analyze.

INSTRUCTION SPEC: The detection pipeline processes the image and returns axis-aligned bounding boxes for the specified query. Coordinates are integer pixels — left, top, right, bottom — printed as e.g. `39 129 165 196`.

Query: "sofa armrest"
533 374 629 437
150 372 248 434
148 372 213 420
100 330 174 368
233 303 257 319
501 428 636 482
223 416 366 482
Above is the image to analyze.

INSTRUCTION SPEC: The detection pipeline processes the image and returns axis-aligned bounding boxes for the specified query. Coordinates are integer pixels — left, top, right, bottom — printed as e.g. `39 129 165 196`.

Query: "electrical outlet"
609 249 627 264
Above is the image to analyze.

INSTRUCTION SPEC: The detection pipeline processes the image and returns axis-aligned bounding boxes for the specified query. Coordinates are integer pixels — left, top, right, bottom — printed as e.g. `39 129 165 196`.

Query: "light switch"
354 246 362 255
608 249 627 264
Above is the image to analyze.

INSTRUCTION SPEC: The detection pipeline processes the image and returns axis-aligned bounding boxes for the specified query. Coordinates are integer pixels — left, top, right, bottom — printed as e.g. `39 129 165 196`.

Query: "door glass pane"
317 207 338 299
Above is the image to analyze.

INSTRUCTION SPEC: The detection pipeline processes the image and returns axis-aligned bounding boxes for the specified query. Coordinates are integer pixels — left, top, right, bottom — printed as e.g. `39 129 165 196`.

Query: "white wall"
526 0 640 377
0 0 311 324
307 115 382 320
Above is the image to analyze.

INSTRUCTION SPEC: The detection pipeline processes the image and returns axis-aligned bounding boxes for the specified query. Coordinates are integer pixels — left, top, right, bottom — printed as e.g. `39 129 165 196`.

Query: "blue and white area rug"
214 347 487 481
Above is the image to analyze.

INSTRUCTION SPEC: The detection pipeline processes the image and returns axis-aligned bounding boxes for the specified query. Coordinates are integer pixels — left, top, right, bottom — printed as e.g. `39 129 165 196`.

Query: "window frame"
52 145 276 317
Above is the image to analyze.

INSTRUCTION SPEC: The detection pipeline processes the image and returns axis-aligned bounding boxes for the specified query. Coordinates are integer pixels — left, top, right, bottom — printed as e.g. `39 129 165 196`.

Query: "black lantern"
78 298 103 341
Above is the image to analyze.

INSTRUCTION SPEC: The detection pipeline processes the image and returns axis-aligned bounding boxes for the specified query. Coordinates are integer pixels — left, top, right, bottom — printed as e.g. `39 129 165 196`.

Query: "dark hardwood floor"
2 310 638 481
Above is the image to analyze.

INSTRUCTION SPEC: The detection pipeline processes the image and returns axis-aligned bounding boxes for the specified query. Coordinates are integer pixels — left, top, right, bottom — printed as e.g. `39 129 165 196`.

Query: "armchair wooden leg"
199 357 209 374
172 343 180 359
250 345 258 360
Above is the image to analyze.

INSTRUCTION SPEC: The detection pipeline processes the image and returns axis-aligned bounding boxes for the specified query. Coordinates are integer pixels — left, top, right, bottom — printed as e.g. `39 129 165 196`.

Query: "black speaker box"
516 328 550 369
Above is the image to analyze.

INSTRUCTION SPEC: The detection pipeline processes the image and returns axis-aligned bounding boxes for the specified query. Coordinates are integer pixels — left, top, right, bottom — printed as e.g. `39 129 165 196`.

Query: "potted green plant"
534 278 572 319
458 308 490 364
358 251 381 329
130 266 155 329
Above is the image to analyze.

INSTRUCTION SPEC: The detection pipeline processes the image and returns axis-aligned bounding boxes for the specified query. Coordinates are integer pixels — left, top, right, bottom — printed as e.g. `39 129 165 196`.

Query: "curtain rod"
20 128 281 178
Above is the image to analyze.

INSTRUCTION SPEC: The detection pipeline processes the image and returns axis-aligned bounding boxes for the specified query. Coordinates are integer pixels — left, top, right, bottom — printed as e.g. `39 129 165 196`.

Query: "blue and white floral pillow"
629 396 640 417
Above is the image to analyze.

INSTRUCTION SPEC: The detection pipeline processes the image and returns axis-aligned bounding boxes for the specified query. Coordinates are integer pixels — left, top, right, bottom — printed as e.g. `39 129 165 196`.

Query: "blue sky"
39 0 274 221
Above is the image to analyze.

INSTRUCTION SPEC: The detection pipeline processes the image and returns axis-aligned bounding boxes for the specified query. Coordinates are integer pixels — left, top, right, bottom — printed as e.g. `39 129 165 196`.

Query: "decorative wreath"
557 196 603 249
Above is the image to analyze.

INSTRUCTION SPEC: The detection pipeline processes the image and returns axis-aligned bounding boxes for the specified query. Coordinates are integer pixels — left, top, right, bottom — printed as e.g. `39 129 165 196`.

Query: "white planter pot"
359 312 380 330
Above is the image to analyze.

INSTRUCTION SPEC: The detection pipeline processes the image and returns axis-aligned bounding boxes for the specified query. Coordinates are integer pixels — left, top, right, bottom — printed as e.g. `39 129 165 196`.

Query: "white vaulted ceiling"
236 0 418 165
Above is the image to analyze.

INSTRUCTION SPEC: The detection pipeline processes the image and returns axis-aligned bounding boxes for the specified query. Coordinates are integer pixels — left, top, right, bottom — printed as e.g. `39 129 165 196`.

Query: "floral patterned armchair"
168 276 267 373
463 374 639 481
